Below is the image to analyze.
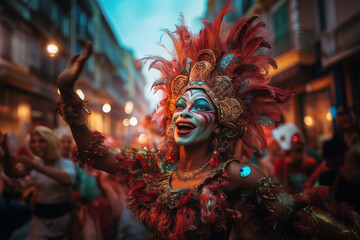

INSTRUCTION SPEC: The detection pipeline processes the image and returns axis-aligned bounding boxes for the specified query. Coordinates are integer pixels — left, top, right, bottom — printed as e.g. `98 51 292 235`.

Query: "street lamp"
138 133 147 144
125 101 134 114
304 116 313 126
47 44 58 57
123 118 130 127
102 103 111 113
130 116 138 126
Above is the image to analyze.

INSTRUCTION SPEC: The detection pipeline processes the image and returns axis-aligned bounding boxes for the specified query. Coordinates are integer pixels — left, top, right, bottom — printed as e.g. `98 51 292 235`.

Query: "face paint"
172 89 217 146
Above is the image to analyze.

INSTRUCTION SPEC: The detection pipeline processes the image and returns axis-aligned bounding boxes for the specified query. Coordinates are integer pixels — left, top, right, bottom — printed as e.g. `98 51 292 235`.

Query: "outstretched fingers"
66 54 80 68
75 41 93 71
65 42 92 69
82 41 92 60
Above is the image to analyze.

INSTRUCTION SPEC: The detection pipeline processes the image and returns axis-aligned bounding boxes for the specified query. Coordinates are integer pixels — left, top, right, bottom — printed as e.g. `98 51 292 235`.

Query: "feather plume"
144 3 293 159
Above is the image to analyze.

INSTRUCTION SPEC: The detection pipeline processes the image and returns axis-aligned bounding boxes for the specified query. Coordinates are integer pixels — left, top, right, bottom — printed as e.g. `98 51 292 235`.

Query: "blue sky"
98 0 207 109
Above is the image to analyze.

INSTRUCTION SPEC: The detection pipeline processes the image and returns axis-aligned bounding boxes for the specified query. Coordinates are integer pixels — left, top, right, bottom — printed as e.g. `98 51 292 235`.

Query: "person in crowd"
272 124 318 193
318 142 360 213
335 107 360 148
55 4 359 239
54 127 148 240
305 107 360 189
0 164 31 240
258 139 282 177
1 125 75 240
55 126 74 159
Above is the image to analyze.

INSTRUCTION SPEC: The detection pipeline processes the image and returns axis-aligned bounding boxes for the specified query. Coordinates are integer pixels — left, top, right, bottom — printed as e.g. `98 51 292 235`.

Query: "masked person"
54 4 359 240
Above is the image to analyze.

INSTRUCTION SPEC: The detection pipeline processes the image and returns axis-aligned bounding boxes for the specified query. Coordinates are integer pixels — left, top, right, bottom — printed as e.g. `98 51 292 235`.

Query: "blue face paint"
175 100 186 110
193 99 211 112
239 166 251 177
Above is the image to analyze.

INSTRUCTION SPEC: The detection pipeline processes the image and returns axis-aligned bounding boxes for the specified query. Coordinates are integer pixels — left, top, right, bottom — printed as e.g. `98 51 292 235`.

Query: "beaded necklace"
175 160 210 181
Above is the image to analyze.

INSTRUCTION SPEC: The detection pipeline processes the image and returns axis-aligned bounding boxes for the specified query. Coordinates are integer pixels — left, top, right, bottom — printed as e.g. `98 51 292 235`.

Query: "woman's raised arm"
57 42 117 173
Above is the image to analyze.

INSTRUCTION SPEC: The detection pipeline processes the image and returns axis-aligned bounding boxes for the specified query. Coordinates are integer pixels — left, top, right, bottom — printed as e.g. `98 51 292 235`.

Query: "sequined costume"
69 132 360 240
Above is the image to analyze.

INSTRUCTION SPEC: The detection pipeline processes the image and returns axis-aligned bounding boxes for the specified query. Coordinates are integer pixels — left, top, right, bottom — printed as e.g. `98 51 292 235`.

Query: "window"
242 0 255 14
61 12 69 37
39 0 52 19
76 3 92 39
273 2 291 55
13 31 28 67
317 0 327 32
1 23 12 60
300 87 333 152
29 35 41 70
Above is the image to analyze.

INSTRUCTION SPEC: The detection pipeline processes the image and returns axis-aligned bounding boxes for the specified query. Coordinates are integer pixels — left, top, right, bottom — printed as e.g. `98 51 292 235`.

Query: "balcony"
271 29 316 57
320 12 360 67
269 28 316 84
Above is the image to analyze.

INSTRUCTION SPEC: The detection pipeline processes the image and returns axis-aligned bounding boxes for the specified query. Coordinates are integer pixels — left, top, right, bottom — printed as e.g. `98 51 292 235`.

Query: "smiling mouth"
176 122 196 135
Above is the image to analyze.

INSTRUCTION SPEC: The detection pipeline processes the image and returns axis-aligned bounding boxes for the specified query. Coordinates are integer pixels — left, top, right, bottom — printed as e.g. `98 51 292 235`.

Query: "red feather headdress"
146 3 293 161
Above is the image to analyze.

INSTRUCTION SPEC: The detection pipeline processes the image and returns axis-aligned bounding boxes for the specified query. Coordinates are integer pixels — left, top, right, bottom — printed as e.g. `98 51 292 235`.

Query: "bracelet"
55 92 90 126
72 131 108 168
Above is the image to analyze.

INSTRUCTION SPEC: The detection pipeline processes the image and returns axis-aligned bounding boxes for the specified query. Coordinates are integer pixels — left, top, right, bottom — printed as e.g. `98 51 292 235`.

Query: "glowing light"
130 117 138 126
304 116 313 126
102 103 111 113
57 89 60 95
330 106 337 118
76 89 85 100
138 134 148 144
326 112 332 121
47 44 58 57
292 136 299 142
125 101 134 114
123 118 130 127
17 103 31 121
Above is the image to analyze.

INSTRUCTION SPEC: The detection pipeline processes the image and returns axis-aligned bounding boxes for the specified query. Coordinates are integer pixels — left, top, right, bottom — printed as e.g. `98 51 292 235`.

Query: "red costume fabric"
274 156 318 193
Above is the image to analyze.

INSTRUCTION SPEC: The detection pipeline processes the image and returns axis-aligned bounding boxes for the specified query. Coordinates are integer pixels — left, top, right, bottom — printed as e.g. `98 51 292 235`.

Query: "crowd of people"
1 4 360 240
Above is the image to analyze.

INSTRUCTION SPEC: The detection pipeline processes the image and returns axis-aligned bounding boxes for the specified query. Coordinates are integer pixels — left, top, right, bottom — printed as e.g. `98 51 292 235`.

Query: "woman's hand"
57 41 92 96
18 156 36 171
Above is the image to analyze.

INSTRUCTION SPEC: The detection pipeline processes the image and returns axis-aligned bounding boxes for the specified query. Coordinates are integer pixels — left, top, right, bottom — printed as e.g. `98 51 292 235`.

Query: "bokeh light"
138 133 147 144
130 116 138 126
125 101 134 114
304 116 313 126
47 44 58 57
123 118 130 127
76 89 85 100
102 103 111 113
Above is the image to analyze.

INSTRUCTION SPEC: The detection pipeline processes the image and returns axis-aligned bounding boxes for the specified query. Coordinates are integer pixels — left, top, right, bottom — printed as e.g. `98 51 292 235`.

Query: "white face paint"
172 89 217 146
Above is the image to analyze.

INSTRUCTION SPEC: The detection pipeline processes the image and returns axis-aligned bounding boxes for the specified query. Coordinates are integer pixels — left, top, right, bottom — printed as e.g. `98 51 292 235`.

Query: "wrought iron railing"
321 12 360 57
271 29 316 57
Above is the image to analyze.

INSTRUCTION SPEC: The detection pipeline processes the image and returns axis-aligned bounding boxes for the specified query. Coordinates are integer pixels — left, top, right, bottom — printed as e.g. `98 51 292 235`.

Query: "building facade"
0 0 149 150
205 0 360 152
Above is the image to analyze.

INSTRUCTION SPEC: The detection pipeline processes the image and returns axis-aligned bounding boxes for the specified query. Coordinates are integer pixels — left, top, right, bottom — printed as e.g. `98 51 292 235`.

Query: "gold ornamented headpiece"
170 49 244 138
148 6 292 159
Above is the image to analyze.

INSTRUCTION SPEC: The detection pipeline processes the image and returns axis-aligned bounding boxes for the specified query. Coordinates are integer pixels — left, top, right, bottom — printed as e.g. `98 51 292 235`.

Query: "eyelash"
175 103 186 110
195 105 209 111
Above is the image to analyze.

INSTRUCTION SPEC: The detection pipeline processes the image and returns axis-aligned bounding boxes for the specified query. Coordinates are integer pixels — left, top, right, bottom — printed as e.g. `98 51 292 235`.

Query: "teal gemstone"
198 81 204 85
190 81 196 85
239 166 251 177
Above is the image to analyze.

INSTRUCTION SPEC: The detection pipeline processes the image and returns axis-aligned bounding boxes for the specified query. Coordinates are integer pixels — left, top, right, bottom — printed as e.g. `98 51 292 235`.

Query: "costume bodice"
114 148 240 240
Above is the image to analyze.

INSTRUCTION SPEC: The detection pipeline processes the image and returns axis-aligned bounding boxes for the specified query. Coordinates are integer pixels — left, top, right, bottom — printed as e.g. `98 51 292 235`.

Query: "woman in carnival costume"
55 4 359 240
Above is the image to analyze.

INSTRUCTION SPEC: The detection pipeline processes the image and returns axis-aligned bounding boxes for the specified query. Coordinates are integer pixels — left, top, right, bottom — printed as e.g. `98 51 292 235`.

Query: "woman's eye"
196 105 210 111
175 104 186 110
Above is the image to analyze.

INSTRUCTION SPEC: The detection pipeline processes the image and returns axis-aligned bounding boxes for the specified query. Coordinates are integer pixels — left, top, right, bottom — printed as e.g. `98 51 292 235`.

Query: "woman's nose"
180 107 192 118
